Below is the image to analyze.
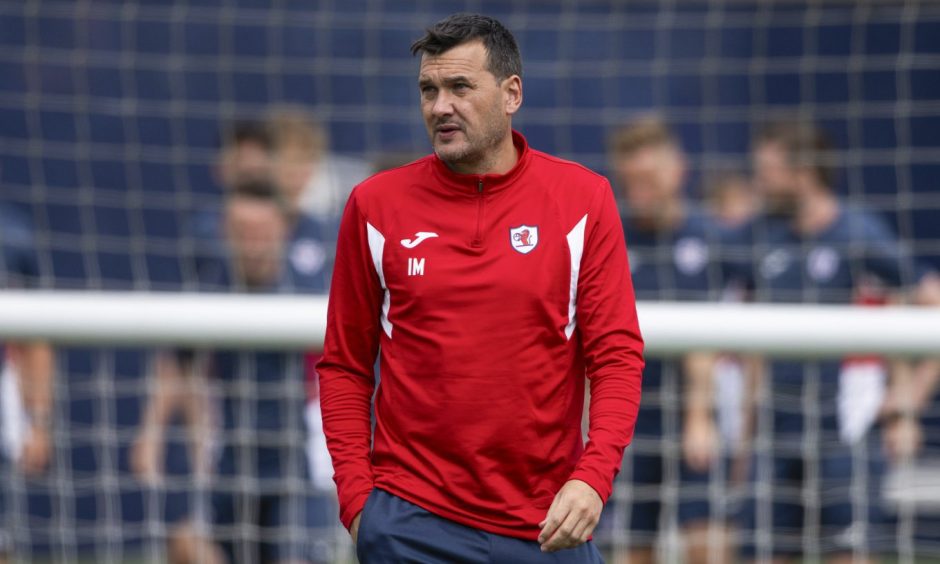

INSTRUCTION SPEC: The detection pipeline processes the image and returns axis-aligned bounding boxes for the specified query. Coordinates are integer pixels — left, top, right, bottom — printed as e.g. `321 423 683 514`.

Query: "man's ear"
503 75 523 116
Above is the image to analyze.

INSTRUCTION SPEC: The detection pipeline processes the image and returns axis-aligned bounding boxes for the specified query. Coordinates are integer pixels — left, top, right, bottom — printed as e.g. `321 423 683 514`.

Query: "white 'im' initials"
408 257 425 276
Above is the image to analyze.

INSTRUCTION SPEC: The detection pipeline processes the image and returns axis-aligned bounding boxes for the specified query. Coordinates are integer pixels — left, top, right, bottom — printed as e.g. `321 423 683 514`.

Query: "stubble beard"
433 113 509 173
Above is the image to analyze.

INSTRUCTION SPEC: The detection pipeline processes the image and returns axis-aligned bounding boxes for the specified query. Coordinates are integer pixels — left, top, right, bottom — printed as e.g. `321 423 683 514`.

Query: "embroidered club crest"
510 225 539 254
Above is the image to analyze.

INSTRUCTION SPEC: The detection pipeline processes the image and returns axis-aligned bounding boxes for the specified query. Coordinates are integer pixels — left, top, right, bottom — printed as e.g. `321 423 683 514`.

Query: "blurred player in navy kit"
702 170 763 488
265 106 370 226
132 178 332 564
180 117 335 558
705 171 758 230
0 202 55 564
604 118 733 564
188 120 277 276
187 118 333 286
735 120 940 563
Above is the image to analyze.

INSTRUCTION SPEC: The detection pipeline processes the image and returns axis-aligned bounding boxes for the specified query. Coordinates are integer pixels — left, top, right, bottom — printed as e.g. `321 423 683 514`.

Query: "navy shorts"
158 438 202 525
210 485 311 564
913 515 940 557
206 436 338 564
357 489 605 564
738 438 891 558
600 448 734 548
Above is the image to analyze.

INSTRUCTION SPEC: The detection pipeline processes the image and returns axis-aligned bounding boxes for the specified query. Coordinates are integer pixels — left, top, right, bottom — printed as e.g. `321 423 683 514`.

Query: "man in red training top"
317 13 644 563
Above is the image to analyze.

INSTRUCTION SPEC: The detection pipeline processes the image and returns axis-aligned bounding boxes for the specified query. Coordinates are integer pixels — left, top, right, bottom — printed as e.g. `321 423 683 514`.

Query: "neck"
794 186 838 235
445 130 518 176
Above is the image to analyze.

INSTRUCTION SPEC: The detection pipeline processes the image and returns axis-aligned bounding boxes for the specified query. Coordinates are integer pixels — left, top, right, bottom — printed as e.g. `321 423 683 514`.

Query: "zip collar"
430 129 530 194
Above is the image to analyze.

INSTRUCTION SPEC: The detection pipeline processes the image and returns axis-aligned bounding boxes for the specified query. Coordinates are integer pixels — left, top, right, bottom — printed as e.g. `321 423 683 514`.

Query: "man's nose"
431 90 454 118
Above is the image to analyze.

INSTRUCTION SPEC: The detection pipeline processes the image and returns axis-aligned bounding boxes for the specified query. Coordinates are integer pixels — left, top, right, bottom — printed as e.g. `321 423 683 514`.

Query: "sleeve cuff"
340 488 373 530
568 468 612 504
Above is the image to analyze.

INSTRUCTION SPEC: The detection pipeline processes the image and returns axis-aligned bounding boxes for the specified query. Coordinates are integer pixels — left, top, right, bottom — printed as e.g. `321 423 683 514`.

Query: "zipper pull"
477 178 484 193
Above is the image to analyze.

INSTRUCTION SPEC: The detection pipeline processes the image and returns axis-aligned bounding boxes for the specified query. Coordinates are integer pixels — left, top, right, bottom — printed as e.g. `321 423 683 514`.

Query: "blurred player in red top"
317 13 644 563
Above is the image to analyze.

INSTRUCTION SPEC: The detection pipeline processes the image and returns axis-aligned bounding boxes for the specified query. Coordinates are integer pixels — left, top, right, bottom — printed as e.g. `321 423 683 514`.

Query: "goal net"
2 1 939 563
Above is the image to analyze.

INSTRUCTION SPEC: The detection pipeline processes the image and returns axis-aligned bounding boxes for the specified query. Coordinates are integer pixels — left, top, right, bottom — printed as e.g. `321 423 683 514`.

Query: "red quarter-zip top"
317 130 644 540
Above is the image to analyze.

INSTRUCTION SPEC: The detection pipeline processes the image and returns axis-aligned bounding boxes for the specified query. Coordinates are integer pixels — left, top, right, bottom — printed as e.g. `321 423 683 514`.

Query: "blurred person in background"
0 202 54 564
704 170 759 230
132 177 334 564
265 106 371 227
188 117 333 302
261 112 340 539
735 120 940 563
217 121 274 191
702 170 763 488
603 117 735 564
188 120 278 279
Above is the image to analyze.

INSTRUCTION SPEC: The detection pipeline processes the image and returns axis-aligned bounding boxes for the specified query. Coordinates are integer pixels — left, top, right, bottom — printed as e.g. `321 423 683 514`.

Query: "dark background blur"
3 1 940 291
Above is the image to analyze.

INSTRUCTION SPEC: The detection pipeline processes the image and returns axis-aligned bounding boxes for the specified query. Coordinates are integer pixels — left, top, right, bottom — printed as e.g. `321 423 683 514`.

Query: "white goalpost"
1 291 939 563
0 290 938 355
4 0 940 560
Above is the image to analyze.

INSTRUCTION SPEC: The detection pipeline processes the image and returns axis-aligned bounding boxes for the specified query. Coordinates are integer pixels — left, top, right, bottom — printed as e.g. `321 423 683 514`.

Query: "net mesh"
1 1 939 562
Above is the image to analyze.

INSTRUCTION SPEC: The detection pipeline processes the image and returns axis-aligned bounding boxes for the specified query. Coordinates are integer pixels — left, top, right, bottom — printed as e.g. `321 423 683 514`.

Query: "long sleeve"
568 180 645 502
316 189 382 529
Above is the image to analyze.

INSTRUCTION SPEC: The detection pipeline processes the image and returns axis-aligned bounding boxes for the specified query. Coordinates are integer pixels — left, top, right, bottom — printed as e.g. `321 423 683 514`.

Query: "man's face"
711 176 757 227
224 198 288 288
274 145 316 211
218 141 272 189
418 40 514 168
613 144 685 219
753 141 799 214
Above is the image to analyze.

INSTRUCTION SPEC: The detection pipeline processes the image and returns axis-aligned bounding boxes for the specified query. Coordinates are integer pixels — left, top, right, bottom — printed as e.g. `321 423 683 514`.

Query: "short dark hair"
222 120 273 152
228 176 290 217
410 13 522 81
756 120 836 189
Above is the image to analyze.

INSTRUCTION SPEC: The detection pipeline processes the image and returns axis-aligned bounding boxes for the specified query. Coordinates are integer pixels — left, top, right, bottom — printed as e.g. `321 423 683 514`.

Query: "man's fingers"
537 511 563 545
350 512 362 544
541 510 586 552
570 510 599 544
540 480 603 552
537 494 565 543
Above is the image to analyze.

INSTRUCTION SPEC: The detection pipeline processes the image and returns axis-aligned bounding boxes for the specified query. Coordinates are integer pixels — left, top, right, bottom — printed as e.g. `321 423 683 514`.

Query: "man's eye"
421 86 437 95
454 83 469 92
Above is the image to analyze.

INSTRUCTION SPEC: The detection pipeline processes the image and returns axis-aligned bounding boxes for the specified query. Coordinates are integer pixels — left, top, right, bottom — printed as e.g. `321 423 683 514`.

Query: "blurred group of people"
127 108 373 564
2 106 940 564
604 116 940 564
1 107 376 564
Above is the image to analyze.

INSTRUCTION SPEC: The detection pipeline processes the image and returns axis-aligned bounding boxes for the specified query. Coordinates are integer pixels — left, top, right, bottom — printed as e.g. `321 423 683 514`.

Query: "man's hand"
537 479 602 553
18 426 51 476
130 430 164 486
350 513 362 544
883 414 922 463
683 415 719 473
